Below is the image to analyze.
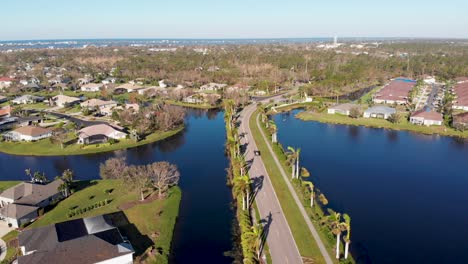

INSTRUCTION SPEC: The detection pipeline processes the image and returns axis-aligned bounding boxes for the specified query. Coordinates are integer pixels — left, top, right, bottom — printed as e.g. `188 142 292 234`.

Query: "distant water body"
0 37 399 51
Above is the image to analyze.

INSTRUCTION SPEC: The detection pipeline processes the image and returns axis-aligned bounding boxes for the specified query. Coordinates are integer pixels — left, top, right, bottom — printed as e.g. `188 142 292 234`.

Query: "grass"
249 110 330 263
164 100 219 109
297 111 468 138
1 230 19 264
28 180 181 264
0 126 184 156
0 181 20 193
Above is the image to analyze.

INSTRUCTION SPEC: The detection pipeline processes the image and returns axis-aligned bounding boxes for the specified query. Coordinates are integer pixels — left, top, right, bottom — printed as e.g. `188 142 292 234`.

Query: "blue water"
274 110 468 264
0 109 235 264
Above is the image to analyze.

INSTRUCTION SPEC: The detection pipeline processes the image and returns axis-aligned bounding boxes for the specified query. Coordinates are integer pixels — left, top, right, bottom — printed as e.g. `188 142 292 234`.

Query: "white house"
363 106 396 119
102 77 117 85
12 95 44 104
81 83 103 92
199 83 227 91
327 103 360 116
115 83 144 93
0 77 14 89
410 109 443 126
51 94 81 108
3 126 53 141
17 214 134 263
78 124 127 144
80 99 117 111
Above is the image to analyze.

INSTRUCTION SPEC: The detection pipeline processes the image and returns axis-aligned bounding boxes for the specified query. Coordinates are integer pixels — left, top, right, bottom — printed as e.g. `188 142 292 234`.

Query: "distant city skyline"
1 0 467 41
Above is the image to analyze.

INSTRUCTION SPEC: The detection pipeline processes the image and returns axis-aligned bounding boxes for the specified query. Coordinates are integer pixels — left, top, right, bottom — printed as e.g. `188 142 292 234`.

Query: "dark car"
254 150 261 156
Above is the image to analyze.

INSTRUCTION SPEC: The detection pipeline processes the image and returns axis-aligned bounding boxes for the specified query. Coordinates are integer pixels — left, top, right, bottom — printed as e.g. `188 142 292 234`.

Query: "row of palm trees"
224 99 262 263
259 104 353 261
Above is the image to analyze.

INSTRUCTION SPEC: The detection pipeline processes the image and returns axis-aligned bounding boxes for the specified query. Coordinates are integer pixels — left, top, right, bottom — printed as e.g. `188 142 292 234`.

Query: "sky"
1 0 467 40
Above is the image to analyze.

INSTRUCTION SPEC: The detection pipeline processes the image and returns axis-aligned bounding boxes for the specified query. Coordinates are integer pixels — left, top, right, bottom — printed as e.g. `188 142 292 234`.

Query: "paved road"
239 96 334 264
239 102 303 264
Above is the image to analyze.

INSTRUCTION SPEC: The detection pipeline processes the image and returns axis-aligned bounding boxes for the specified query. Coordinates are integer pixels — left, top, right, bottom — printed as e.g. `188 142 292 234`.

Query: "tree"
234 174 251 211
388 112 401 124
32 171 47 183
303 181 315 207
50 130 68 149
343 214 352 259
147 161 180 199
124 165 151 201
268 120 278 143
349 107 361 119
329 211 343 259
99 157 127 180
57 169 74 197
245 222 263 261
287 146 298 179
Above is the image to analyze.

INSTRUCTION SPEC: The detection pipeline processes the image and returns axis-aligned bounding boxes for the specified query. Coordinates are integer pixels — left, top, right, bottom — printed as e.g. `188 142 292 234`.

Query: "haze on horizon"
1 0 467 41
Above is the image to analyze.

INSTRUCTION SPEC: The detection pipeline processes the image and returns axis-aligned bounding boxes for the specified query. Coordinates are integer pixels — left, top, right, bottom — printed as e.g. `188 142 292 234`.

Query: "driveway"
0 221 14 261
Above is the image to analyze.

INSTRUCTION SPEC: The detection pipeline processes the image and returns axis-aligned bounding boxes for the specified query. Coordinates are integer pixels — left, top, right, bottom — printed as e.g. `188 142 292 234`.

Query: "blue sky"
1 0 467 40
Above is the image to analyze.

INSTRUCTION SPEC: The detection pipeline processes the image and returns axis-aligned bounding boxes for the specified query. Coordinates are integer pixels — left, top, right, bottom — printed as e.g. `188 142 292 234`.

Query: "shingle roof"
0 180 63 206
78 124 125 138
18 214 133 264
374 78 416 102
411 109 443 121
328 103 360 111
12 126 52 137
364 106 396 115
0 203 38 219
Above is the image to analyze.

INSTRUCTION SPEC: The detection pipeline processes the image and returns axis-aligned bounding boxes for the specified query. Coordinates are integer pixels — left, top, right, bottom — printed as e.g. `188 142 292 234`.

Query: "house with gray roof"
327 103 360 116
0 180 63 228
18 214 134 264
363 106 396 119
12 95 44 105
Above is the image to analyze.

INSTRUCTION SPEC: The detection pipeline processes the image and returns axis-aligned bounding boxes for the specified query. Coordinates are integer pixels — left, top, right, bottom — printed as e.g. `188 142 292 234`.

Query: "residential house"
0 105 12 118
327 103 360 116
363 106 396 119
373 78 416 105
78 77 94 85
51 95 81 108
0 179 64 228
102 77 117 85
22 83 42 92
17 214 134 264
199 83 227 91
3 126 52 141
410 109 443 126
78 124 127 144
16 116 44 127
0 95 8 103
115 83 144 93
12 95 44 104
137 86 166 97
80 99 117 111
183 94 204 104
452 79 468 111
0 77 14 89
80 83 103 92
453 112 468 130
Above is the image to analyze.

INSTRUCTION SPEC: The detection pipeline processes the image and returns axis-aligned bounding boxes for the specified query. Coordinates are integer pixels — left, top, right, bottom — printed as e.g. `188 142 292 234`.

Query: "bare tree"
99 157 127 180
147 161 180 199
124 165 151 201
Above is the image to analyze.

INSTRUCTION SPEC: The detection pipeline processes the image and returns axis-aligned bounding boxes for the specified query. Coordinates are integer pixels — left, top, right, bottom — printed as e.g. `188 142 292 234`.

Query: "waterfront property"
18 214 134 264
78 124 127 144
327 103 360 116
115 83 144 93
3 126 52 141
363 105 396 119
199 82 227 91
0 179 64 228
373 78 416 105
453 112 468 130
410 109 443 126
452 78 468 111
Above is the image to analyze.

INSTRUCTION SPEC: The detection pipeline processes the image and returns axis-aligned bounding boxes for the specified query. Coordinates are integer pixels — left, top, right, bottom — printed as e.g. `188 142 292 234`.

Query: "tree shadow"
71 180 99 193
251 175 264 200
259 212 273 258
105 211 153 256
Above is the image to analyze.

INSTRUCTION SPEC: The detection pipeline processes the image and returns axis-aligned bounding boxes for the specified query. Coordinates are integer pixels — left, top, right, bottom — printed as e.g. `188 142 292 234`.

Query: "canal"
273 109 468 264
0 109 235 264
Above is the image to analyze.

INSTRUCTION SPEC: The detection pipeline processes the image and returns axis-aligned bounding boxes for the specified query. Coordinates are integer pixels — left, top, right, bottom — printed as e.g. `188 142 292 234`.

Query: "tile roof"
78 124 125 138
374 78 416 102
411 109 443 121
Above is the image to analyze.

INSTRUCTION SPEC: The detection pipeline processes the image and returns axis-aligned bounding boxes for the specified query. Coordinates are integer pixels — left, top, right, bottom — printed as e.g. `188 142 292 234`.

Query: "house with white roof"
80 83 103 92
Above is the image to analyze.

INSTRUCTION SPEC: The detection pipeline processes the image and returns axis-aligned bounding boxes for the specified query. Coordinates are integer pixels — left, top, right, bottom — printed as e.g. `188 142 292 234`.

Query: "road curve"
240 102 303 264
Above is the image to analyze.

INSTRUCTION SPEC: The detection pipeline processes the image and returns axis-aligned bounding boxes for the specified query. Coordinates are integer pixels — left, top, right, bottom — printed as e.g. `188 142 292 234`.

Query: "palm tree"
259 105 267 123
302 181 315 207
286 148 297 179
58 169 74 197
329 211 343 259
246 222 263 261
343 214 352 259
268 121 278 143
287 147 301 179
25 168 32 182
234 175 250 211
33 171 47 184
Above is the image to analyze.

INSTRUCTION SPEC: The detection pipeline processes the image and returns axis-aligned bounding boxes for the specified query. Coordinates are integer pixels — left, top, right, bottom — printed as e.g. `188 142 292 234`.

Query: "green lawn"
249 110 330 263
297 111 468 138
164 100 219 109
1 230 19 264
0 181 20 193
0 126 183 156
28 180 181 264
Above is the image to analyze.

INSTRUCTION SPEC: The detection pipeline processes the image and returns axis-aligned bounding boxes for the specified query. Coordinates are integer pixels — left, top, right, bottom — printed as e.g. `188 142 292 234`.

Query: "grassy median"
249 110 330 264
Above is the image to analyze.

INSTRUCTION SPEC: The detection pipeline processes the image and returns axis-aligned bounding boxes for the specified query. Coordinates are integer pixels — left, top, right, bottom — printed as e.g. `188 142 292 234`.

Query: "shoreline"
0 126 184 157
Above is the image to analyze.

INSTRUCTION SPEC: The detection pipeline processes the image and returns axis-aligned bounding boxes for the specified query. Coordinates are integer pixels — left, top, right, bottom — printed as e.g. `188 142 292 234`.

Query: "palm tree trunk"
247 190 250 209
272 132 277 143
336 233 341 259
310 192 314 207
291 164 295 179
140 189 145 201
345 241 350 259
295 158 299 179
242 194 246 211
